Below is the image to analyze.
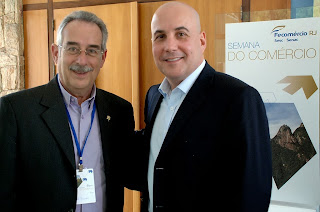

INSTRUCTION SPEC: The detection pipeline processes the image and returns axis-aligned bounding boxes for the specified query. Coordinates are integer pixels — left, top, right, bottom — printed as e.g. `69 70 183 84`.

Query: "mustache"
69 64 93 73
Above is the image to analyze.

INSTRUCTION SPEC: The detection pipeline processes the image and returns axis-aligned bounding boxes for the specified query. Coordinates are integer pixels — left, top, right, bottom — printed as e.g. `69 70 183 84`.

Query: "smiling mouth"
165 57 183 62
72 70 89 74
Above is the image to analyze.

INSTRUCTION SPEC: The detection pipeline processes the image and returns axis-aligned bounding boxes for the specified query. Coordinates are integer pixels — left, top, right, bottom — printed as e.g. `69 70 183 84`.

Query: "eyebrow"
65 41 79 46
175 26 189 32
153 26 190 36
153 30 165 36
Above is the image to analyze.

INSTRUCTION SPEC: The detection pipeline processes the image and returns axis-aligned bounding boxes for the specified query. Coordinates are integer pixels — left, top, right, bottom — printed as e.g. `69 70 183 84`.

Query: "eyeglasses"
58 45 104 57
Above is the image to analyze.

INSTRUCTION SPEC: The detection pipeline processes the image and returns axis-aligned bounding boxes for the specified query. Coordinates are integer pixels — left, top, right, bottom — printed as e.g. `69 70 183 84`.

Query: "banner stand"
225 17 320 212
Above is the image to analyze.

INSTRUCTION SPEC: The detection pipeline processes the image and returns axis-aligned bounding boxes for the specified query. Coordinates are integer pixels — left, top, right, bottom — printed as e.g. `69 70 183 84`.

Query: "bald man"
140 2 272 212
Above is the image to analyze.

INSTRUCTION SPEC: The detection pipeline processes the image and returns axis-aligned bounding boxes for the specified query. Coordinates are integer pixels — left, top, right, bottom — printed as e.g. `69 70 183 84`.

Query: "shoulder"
0 84 46 105
216 72 258 95
204 63 249 89
207 63 254 88
0 85 49 123
0 76 60 104
203 62 261 99
147 84 160 95
145 84 161 103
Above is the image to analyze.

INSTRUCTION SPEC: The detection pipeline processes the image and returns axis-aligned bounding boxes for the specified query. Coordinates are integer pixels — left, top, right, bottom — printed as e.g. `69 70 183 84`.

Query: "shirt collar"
159 59 206 97
57 74 96 107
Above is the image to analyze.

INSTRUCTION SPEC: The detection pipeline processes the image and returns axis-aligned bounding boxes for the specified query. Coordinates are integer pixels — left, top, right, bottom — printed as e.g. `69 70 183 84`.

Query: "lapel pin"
106 115 111 122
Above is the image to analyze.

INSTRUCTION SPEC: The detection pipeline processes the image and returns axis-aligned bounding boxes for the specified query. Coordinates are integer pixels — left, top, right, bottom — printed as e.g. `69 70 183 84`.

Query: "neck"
60 81 93 105
167 78 183 90
168 82 178 90
75 92 91 105
68 88 92 105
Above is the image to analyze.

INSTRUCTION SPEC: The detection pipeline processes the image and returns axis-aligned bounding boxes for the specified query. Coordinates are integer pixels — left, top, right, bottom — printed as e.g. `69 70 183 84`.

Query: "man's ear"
100 49 107 68
51 44 59 64
200 31 206 52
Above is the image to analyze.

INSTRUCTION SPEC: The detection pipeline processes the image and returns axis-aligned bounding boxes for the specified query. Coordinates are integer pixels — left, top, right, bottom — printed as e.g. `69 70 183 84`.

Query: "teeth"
166 58 181 62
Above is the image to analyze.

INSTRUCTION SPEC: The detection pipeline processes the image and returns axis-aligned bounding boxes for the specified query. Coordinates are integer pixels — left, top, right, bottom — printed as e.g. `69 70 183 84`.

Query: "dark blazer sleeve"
0 96 17 211
229 86 272 211
125 85 162 194
121 102 141 190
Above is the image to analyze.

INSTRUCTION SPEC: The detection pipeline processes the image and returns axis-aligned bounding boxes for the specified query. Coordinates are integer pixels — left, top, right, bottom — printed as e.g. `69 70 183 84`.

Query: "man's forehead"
151 15 198 32
62 21 102 44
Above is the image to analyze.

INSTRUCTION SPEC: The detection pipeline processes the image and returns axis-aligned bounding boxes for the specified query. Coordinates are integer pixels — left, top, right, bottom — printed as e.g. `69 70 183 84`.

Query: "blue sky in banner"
291 0 314 18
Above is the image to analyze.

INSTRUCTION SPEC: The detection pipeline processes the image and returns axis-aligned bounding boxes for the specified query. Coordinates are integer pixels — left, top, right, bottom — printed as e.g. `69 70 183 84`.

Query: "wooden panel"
23 9 49 88
53 0 79 2
52 0 171 6
23 0 174 11
250 0 291 21
23 0 46 4
138 0 242 127
54 3 140 212
251 0 290 11
130 2 141 130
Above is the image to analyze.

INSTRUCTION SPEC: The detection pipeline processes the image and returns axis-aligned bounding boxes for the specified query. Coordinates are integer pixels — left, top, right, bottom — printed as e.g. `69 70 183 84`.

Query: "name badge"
76 168 96 205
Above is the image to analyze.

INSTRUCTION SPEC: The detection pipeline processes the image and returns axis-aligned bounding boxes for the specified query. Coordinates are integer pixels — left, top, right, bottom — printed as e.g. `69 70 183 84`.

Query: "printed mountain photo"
265 103 317 189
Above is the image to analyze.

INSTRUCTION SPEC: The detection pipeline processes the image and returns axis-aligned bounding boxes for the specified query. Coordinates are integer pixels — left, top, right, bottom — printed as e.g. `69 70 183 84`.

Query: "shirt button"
170 106 174 111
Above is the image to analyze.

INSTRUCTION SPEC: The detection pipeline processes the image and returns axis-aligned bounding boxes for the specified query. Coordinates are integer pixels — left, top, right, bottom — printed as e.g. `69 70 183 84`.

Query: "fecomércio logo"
271 25 308 38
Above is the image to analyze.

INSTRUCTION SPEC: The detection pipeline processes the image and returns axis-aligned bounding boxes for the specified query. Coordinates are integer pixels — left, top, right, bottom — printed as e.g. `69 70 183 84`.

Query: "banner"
225 17 320 209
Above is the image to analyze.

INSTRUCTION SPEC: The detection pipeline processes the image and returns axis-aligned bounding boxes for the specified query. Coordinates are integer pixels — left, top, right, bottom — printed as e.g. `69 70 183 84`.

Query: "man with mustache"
0 11 136 211
140 2 272 212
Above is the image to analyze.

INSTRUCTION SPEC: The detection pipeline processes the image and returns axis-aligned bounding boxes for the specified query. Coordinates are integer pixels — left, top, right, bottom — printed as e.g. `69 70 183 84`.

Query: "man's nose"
75 50 89 65
164 36 178 52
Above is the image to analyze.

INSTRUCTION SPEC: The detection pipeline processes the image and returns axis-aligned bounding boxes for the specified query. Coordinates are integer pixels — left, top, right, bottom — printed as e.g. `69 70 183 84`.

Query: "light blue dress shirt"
148 60 206 212
57 75 106 212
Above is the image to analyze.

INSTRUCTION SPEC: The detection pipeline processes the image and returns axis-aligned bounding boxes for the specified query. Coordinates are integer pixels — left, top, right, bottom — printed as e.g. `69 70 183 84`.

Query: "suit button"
155 167 164 170
156 205 164 208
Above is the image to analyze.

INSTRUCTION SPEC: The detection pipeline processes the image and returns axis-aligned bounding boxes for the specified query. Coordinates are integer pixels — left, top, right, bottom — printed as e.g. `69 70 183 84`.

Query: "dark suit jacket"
0 76 135 212
141 63 272 212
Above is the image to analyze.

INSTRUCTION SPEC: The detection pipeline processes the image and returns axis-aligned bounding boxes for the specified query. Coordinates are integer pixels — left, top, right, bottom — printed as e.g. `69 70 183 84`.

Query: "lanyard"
56 76 96 170
65 101 96 170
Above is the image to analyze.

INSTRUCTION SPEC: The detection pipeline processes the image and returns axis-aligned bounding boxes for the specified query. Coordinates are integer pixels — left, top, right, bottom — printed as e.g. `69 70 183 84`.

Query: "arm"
122 102 146 191
232 87 272 211
125 86 157 191
0 96 17 211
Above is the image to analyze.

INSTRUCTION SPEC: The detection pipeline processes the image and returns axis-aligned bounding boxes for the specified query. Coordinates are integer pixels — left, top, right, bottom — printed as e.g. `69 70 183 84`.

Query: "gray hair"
56 11 108 51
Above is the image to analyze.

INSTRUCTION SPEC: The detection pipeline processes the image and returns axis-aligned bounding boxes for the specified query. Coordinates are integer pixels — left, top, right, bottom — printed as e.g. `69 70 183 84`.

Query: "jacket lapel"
145 89 163 145
160 64 215 151
40 76 76 169
147 91 163 125
95 90 111 170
